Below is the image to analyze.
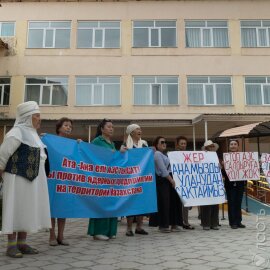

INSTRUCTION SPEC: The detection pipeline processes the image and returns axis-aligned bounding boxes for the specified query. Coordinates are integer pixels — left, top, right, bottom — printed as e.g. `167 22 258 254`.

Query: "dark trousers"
149 176 182 228
225 181 245 226
200 205 219 227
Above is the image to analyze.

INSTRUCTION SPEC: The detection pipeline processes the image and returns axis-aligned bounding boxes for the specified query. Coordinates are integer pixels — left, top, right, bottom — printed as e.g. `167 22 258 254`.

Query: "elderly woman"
222 139 246 229
149 136 182 232
49 117 73 246
121 124 148 236
87 119 118 240
0 101 51 258
200 140 220 230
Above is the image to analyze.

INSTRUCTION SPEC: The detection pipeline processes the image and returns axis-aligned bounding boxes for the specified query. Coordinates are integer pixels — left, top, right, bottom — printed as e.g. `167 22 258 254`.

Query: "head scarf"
6 101 45 148
126 124 148 149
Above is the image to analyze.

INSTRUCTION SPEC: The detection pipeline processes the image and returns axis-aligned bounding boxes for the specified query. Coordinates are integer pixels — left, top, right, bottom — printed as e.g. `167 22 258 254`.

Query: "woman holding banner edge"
149 136 182 232
87 119 118 241
222 139 246 229
49 117 73 246
120 124 149 237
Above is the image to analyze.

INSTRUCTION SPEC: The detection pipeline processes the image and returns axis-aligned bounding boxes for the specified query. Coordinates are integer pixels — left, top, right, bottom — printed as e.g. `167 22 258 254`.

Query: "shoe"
110 235 116 239
237 223 246 228
159 227 171 233
183 224 195 230
49 239 58 246
231 225 238 229
211 227 219 230
135 229 148 235
57 239 69 246
203 226 210 230
126 230 134 237
93 235 109 241
171 226 182 232
6 246 23 258
18 244 39 254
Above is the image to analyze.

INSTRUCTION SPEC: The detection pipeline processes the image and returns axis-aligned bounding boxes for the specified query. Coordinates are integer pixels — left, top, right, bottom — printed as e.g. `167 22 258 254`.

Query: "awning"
218 121 270 138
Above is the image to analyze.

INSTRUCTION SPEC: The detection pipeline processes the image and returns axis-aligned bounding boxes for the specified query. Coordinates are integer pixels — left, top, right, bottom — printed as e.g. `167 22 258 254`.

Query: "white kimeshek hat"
125 124 147 149
202 140 219 151
17 101 40 118
126 124 140 135
6 101 44 148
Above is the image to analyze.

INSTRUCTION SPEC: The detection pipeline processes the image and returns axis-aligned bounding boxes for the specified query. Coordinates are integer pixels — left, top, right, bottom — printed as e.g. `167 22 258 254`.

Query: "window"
0 78 10 105
133 20 176 48
245 77 270 105
0 22 15 37
76 76 120 106
241 20 270 47
185 20 229 48
77 21 120 48
133 76 178 105
25 77 68 105
27 21 71 48
187 76 232 105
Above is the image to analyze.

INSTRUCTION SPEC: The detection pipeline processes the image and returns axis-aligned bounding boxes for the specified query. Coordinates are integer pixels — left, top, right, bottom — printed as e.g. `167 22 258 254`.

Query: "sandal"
126 230 134 237
49 239 59 246
18 244 39 254
183 224 195 230
57 239 70 246
6 246 23 258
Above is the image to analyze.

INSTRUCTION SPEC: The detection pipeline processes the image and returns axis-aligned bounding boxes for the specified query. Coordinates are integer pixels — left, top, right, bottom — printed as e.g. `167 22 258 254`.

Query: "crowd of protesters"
0 101 247 258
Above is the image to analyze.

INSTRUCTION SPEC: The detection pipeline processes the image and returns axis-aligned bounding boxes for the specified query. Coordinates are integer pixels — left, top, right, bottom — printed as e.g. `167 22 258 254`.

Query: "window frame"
132 20 177 48
245 76 270 105
133 76 179 106
75 76 121 106
185 20 229 48
27 21 71 49
241 20 270 48
187 76 233 106
24 76 68 106
0 78 11 106
0 21 15 37
77 21 121 49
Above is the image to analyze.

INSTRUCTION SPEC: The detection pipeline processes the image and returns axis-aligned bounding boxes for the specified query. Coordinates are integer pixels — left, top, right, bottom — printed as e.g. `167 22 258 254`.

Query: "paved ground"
0 209 269 270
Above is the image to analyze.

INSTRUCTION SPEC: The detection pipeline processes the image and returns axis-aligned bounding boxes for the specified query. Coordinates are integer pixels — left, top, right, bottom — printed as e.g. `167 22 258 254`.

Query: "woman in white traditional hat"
201 140 220 230
121 124 149 236
0 101 51 258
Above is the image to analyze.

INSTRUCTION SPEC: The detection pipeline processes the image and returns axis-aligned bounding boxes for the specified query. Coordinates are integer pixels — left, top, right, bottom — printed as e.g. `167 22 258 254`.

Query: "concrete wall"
0 0 270 120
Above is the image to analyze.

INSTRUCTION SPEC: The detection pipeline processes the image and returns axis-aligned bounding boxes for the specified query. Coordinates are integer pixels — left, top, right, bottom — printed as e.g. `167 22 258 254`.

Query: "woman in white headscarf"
121 124 149 236
0 101 51 258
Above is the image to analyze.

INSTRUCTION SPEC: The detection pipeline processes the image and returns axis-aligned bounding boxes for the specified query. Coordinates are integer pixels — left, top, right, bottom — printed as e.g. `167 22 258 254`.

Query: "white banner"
223 152 260 181
261 153 270 185
168 151 226 207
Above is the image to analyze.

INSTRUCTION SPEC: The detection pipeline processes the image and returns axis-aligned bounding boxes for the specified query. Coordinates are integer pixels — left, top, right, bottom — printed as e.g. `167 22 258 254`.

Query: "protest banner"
261 153 270 185
42 134 157 218
223 152 260 181
168 151 226 207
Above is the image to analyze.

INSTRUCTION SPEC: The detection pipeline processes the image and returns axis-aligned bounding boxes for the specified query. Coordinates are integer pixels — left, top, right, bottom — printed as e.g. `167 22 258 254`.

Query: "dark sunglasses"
160 140 166 144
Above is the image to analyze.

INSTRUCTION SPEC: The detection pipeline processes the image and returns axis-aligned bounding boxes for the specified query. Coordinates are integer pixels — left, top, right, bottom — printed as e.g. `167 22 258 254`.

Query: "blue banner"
42 134 157 218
